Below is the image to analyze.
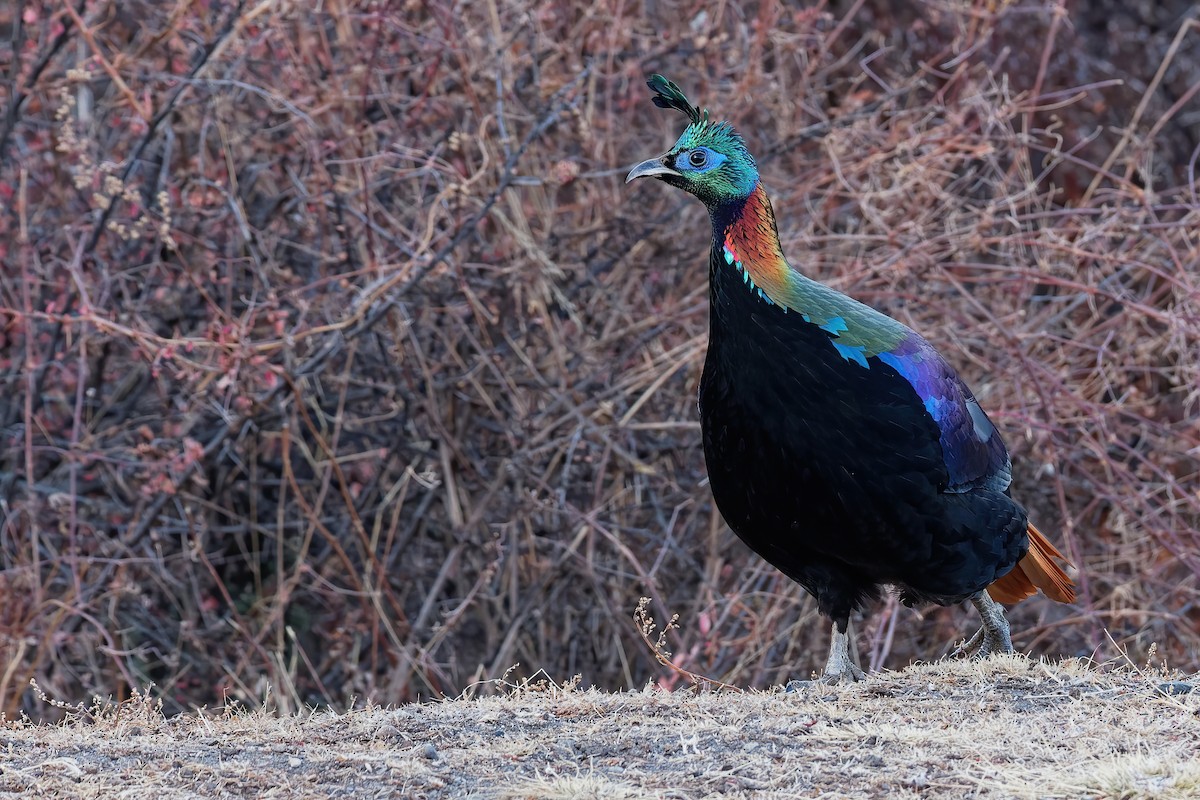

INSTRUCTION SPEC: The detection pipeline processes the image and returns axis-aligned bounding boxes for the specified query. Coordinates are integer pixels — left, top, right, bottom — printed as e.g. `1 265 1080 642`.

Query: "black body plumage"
700 239 1029 626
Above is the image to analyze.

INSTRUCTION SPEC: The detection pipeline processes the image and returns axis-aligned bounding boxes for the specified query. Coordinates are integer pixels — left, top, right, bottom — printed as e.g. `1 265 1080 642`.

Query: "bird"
626 75 1075 682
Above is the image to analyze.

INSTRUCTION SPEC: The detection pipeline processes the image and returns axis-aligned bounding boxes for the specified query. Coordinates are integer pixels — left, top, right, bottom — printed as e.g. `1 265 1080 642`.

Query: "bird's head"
626 75 759 210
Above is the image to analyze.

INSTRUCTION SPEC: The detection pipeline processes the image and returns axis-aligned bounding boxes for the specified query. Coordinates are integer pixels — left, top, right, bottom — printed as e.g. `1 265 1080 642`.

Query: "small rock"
377 724 404 741
422 743 439 760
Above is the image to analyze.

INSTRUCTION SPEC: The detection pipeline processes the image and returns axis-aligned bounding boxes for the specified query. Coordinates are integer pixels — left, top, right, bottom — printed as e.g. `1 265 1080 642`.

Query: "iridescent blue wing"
875 334 1012 494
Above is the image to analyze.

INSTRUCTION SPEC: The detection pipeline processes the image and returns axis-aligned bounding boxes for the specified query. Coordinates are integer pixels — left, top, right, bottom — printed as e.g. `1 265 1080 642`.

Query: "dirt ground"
1 657 1197 799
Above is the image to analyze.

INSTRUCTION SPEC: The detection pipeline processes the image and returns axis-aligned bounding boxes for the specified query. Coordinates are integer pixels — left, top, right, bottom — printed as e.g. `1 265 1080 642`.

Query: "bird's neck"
711 184 797 307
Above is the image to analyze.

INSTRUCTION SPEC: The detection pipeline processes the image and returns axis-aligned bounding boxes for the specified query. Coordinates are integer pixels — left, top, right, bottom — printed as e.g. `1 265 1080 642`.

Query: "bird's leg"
951 591 1013 659
822 617 866 683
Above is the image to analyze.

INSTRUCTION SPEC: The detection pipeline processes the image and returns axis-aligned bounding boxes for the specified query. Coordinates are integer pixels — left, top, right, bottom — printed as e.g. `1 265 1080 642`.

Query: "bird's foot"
784 620 867 690
822 620 866 682
782 665 865 691
951 591 1013 660
821 661 867 684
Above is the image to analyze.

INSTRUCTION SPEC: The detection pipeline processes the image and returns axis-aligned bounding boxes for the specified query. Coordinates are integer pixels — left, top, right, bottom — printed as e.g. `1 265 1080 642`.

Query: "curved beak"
626 156 682 183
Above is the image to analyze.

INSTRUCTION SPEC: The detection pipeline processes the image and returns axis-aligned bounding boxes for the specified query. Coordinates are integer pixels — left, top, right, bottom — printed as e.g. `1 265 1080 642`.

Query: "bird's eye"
688 150 708 168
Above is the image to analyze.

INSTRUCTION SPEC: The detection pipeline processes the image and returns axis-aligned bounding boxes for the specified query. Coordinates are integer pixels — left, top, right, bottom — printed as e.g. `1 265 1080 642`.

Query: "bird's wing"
872 333 1012 494
737 257 1014 495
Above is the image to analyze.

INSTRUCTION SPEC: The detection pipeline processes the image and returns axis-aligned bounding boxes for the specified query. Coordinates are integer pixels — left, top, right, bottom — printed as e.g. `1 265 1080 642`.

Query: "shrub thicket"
1 1 1197 716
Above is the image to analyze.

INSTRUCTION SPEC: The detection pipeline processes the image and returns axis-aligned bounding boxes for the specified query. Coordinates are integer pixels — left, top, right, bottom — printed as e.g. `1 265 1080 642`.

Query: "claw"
950 625 985 659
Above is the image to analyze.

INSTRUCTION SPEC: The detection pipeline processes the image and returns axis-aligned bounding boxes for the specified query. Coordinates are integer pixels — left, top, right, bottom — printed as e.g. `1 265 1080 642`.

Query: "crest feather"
647 74 706 124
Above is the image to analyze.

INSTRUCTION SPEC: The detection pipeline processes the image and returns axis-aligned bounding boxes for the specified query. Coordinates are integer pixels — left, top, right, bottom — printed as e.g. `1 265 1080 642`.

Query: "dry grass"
2 658 1200 798
1 0 1199 719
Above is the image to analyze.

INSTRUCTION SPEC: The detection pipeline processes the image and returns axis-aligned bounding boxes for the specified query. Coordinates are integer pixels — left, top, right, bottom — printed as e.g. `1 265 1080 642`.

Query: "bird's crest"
647 74 707 125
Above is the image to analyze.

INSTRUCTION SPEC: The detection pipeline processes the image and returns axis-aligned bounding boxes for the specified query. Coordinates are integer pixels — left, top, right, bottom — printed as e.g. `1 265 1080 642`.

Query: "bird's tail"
988 522 1076 604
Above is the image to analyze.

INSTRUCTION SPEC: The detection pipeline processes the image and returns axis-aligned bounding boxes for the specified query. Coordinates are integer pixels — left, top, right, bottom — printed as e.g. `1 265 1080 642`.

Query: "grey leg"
822 618 866 682
951 590 1013 659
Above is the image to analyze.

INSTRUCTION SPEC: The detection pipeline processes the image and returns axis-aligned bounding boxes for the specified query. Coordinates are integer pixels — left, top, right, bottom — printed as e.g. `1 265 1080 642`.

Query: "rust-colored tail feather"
988 523 1076 604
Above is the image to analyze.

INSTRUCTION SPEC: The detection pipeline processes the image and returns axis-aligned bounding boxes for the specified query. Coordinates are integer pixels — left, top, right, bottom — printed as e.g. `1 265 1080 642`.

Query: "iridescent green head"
626 75 759 209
